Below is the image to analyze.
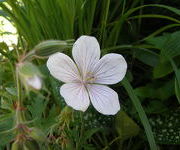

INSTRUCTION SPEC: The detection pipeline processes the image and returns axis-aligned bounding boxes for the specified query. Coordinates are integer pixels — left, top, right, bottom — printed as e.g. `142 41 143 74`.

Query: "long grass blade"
122 77 157 150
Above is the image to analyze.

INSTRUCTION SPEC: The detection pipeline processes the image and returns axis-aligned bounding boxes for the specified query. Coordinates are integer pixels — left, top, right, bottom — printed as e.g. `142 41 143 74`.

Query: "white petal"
87 84 120 115
26 75 42 90
93 53 127 84
47 52 80 83
60 83 90 112
72 36 100 78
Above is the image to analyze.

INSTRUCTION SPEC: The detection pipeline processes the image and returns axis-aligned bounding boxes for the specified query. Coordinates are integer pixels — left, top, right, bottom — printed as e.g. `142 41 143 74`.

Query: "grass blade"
122 77 157 150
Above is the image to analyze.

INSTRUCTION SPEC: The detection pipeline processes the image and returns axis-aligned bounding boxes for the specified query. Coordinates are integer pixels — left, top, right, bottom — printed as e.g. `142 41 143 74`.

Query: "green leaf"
134 80 174 101
153 61 173 79
5 87 17 96
145 101 168 114
147 34 170 49
150 108 180 145
27 96 48 126
0 89 15 100
0 132 15 146
0 116 14 146
115 111 140 140
42 105 58 130
142 24 180 42
147 31 180 62
170 59 180 104
161 31 180 61
83 128 101 142
134 48 159 67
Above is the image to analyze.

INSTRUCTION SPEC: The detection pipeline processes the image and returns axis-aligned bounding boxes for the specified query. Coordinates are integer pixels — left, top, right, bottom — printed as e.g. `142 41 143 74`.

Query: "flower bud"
34 40 74 58
25 75 42 90
17 62 42 90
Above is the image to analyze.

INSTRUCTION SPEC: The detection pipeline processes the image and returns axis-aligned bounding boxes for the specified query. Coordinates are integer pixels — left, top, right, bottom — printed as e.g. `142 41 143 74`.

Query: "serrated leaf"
27 96 48 125
42 105 58 130
0 116 13 132
0 89 15 100
0 132 15 146
5 87 17 96
0 116 14 146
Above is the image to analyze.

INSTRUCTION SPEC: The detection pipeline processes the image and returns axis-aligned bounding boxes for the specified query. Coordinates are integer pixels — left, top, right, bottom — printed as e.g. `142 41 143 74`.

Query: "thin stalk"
129 14 180 24
102 44 158 53
140 24 180 42
121 77 157 150
15 68 26 125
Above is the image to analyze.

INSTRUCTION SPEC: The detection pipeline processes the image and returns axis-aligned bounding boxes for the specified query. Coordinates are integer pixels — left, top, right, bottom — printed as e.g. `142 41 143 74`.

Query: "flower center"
82 72 96 84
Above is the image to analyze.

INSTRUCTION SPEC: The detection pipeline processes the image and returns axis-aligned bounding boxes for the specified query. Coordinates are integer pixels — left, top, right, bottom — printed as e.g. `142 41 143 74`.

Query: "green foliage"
0 0 180 149
150 108 180 145
122 78 157 150
115 111 140 140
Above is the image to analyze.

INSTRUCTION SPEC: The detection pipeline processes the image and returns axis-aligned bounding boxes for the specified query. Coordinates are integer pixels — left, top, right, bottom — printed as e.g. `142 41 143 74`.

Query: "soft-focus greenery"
0 0 180 150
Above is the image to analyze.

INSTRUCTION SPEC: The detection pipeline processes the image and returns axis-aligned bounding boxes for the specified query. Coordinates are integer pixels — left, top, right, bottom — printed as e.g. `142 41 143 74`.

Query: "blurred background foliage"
0 0 180 150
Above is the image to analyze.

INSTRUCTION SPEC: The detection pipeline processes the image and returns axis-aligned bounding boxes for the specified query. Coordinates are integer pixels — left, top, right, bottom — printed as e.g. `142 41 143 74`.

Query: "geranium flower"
47 36 127 115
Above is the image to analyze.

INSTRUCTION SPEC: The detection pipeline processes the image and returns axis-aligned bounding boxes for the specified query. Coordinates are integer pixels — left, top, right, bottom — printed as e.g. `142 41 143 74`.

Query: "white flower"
47 36 127 115
25 75 42 90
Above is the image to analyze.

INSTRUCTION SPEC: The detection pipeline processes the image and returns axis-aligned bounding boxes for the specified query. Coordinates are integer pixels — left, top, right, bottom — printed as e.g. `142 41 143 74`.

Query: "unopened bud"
25 75 42 90
17 62 42 90
34 40 74 58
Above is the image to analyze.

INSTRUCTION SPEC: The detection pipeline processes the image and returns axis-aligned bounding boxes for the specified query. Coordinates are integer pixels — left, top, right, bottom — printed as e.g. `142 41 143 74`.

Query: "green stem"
121 77 157 150
15 69 25 125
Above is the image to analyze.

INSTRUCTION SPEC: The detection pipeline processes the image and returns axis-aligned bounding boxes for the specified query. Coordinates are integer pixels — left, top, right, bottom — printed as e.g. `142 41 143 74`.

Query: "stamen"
85 72 96 83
